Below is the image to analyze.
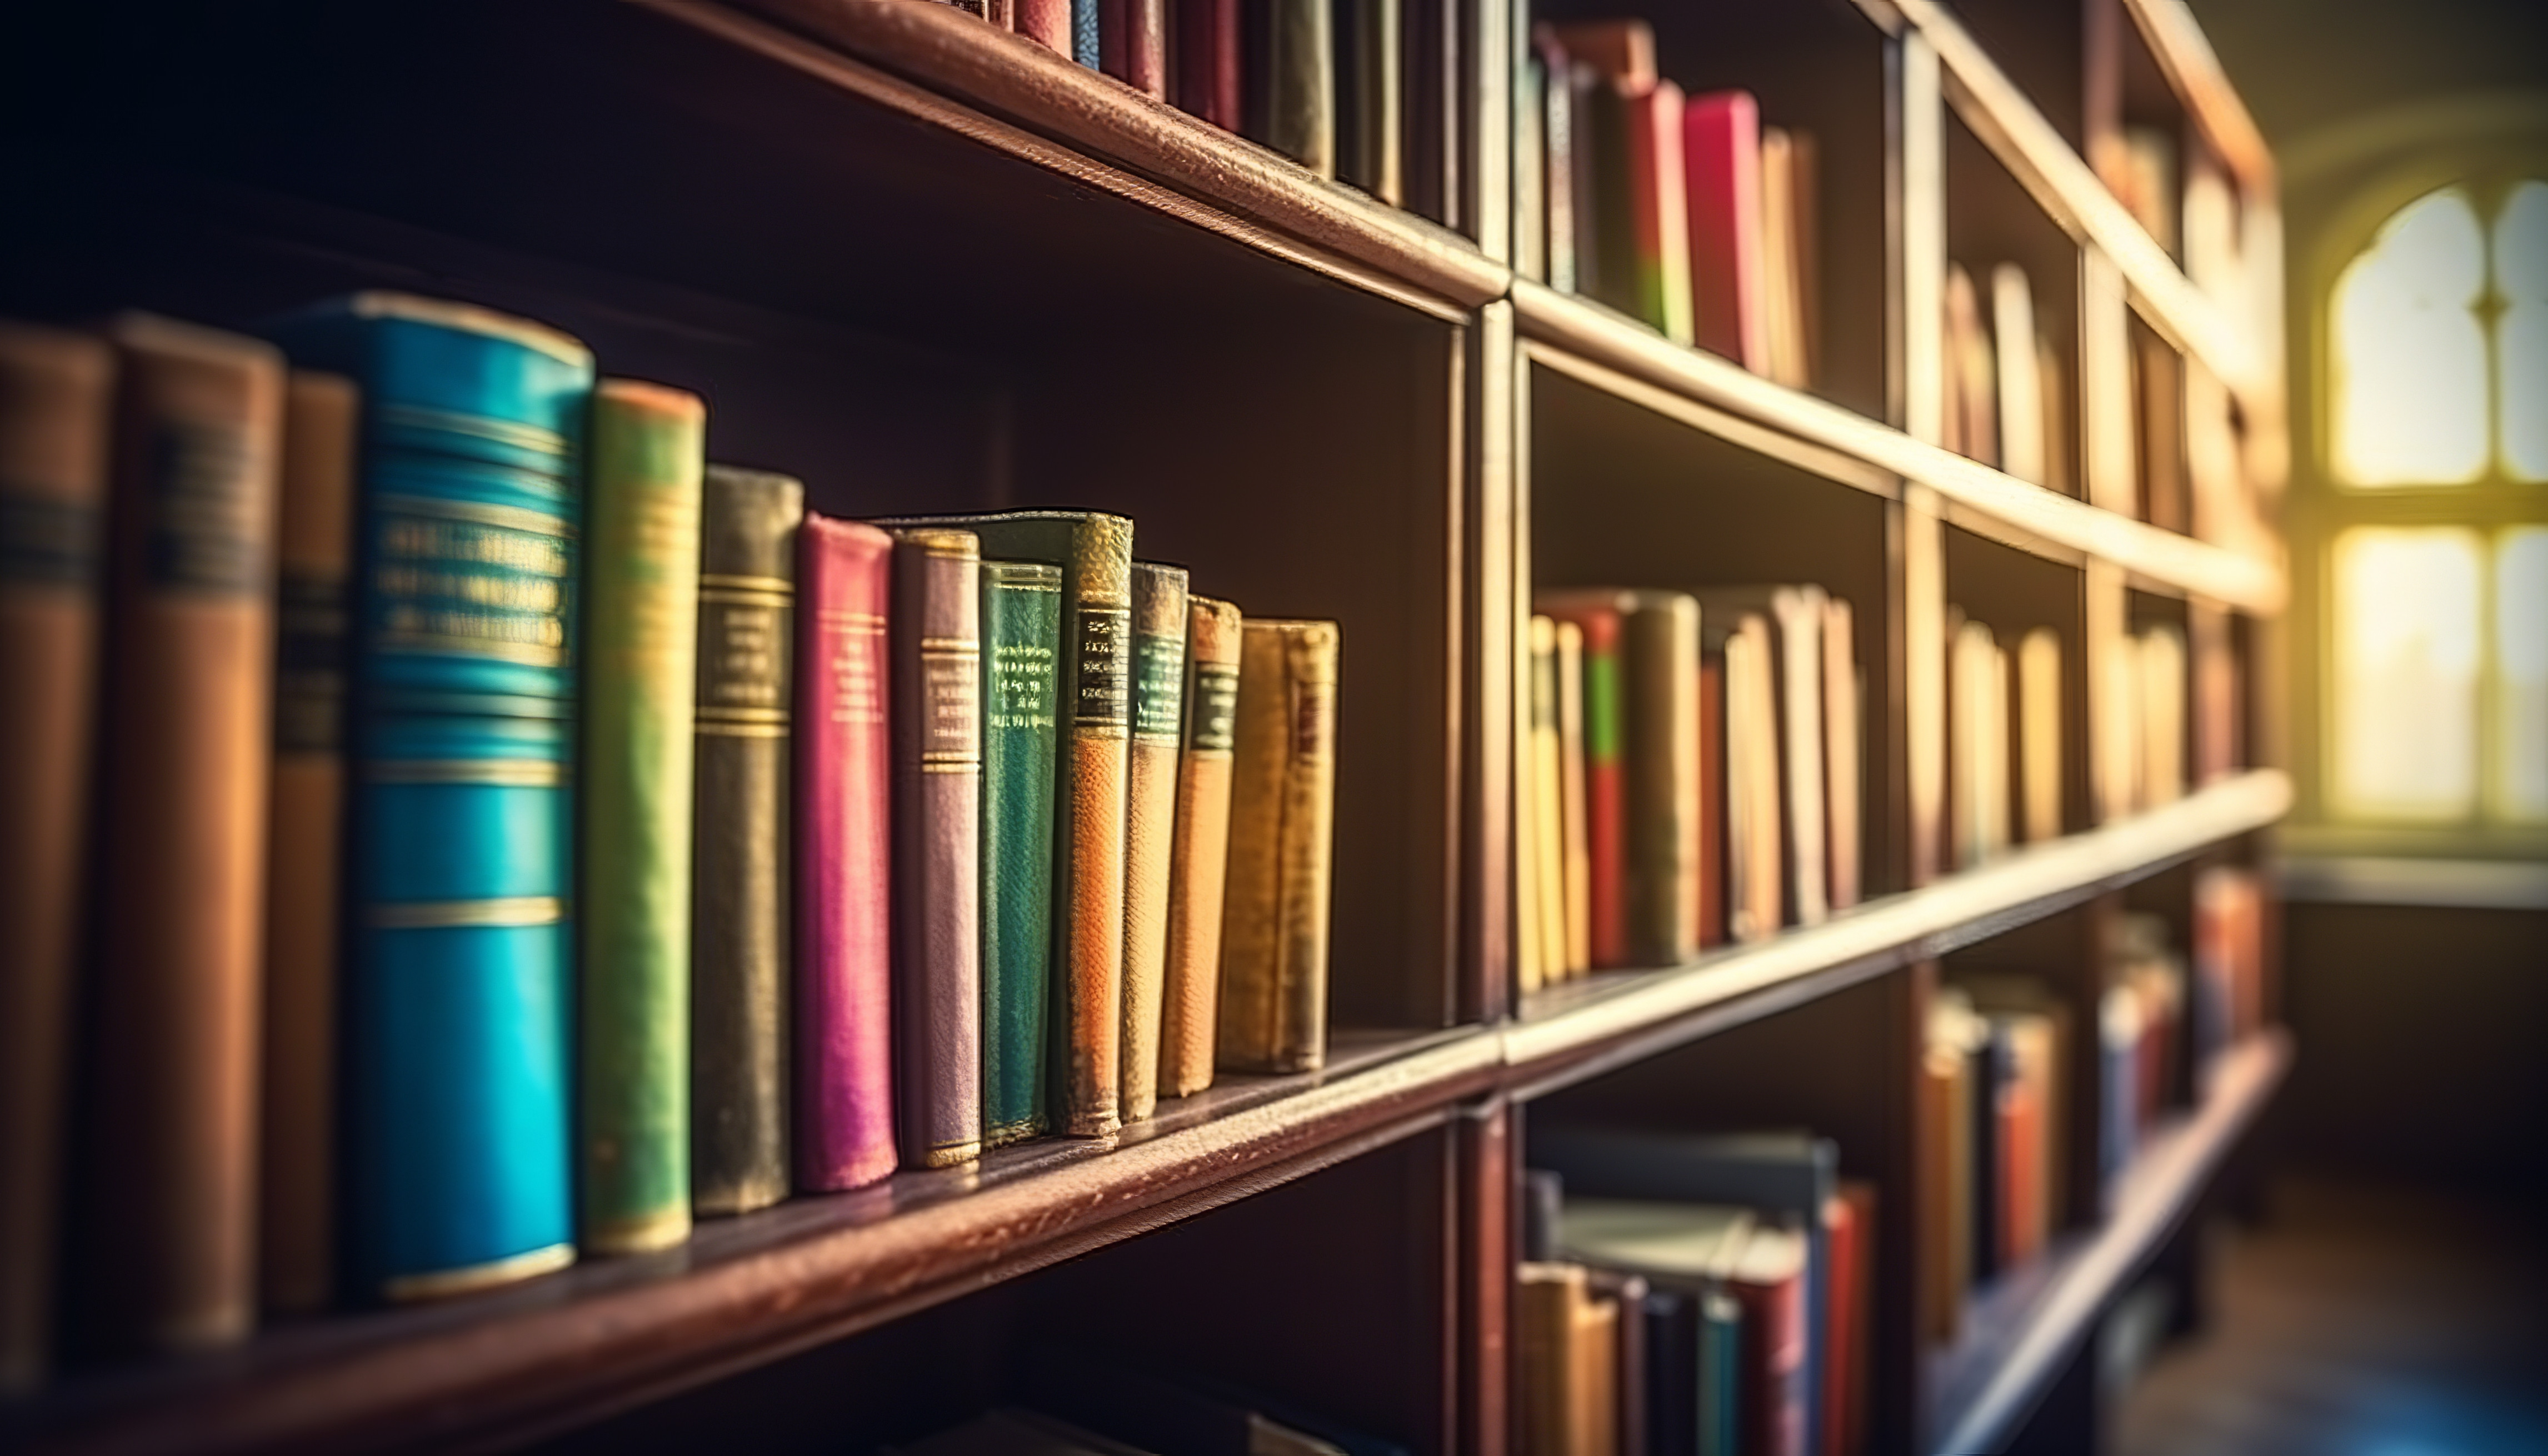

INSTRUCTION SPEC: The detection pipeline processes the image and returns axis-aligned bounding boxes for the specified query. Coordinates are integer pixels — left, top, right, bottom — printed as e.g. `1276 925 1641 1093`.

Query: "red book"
1101 0 1166 98
796 514 897 1192
1697 649 1727 948
1173 0 1240 127
1728 1223 1810 1456
1823 1183 1877 1456
1999 1077 2040 1269
1538 594 1628 968
1683 90 1769 371
1016 0 1070 54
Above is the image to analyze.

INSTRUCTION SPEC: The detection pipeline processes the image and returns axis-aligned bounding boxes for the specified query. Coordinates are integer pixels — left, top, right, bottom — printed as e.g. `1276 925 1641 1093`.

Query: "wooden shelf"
1925 1028 2291 1455
1513 281 2286 613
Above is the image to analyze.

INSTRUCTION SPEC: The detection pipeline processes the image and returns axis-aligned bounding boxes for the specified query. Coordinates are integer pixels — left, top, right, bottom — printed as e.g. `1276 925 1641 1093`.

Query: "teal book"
578 381 704 1254
268 292 592 1301
980 559 1061 1145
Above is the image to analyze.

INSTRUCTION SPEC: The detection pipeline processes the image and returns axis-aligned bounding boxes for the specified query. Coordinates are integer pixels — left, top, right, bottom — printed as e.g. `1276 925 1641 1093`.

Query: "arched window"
2322 179 2548 828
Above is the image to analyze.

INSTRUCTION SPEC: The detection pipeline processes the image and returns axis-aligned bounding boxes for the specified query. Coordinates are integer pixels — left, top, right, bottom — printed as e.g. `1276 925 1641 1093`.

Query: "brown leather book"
261 371 356 1314
1117 563 1187 1122
76 314 282 1358
1215 619 1338 1074
1158 596 1241 1099
0 321 114 1392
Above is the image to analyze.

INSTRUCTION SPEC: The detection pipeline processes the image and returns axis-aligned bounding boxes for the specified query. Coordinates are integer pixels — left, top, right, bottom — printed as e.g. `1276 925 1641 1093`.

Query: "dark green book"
980 559 1063 1145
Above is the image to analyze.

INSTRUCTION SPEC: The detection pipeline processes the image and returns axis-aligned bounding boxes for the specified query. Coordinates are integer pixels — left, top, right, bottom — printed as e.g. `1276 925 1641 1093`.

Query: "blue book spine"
269 294 594 1300
1072 0 1100 67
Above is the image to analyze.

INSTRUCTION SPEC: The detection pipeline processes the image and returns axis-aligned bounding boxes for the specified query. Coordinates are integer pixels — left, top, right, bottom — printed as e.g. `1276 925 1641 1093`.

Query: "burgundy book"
1101 0 1166 97
891 529 983 1169
796 514 897 1191
1173 0 1242 129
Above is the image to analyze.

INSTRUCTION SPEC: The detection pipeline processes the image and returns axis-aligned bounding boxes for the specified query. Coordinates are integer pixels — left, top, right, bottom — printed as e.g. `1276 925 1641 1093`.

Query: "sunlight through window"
2496 528 2548 820
2494 183 2548 484
2331 528 2482 818
2332 190 2489 486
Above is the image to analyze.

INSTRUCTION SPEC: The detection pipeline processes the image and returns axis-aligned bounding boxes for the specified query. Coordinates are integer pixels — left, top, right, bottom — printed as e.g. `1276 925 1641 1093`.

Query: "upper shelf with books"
1513 283 2286 614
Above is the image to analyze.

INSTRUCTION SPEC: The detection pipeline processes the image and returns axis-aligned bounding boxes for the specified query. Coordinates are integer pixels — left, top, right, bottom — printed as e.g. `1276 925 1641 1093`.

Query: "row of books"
0 298 1342 1387
1518 1129 1873 1456
1941 262 2071 496
934 0 1446 208
1517 585 1864 990
1517 21 1821 389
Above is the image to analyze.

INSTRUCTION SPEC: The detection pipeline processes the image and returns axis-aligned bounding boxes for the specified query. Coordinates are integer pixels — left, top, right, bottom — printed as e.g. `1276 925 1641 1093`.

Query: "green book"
579 380 704 1253
980 559 1062 1145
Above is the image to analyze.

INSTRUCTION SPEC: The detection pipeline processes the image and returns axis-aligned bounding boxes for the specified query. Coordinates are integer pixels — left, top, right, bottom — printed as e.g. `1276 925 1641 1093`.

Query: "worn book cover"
1159 595 1242 1098
1118 562 1188 1122
0 322 112 1386
579 381 705 1253
1216 619 1339 1074
892 528 984 1168
980 559 1062 1143
692 466 801 1215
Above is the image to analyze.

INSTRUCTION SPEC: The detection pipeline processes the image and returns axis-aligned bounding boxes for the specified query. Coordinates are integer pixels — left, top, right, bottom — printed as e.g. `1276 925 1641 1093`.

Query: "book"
1585 1267 1652 1456
1216 619 1340 1074
1516 612 1545 998
692 466 803 1215
1246 0 1336 178
1683 91 1767 370
1628 79 1696 345
1528 614 1568 984
1697 647 1727 948
1336 0 1403 206
1547 21 1650 325
2016 627 2062 844
262 369 357 1314
1098 0 1166 97
76 314 281 1353
1517 46 1548 283
579 380 705 1255
1172 0 1242 129
1566 57 1615 308
891 528 985 1167
1554 618 1592 977
1517 1262 1621 1456
796 513 897 1189
1118 561 1188 1122
1538 592 1628 968
1823 1182 1876 1456
981 560 1063 1140
1760 127 1818 391
271 293 590 1302
1160 596 1240 1100
1697 587 1830 927
1531 27 1579 293
1623 591 1700 965
1555 1196 1756 1456
1727 1223 1810 1456
1018 0 1071 53
0 321 112 1387
886 512 1133 1135
1818 595 1860 912
2135 333 2189 532
1719 612 1781 942
1991 264 2046 487
1920 1000 1975 1339
1073 0 1100 69
1944 263 1997 467
1947 617 2010 869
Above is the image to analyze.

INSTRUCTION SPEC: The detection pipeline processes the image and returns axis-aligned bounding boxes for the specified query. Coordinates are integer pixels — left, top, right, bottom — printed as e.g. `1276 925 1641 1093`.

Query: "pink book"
1017 0 1070 54
1683 90 1769 370
795 514 898 1191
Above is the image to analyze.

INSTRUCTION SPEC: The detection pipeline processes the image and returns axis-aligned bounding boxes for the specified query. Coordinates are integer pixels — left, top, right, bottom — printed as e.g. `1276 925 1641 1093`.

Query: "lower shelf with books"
1923 1028 2289 1455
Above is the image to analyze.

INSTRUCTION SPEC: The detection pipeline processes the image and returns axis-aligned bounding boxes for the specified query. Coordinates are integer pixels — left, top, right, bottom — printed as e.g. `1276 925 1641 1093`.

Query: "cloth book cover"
1158 593 1242 1099
1216 619 1340 1074
262 369 357 1315
0 322 112 1389
891 528 985 1169
76 316 281 1357
878 511 1132 1137
579 381 705 1254
981 559 1062 1144
797 513 897 1189
1118 561 1188 1122
692 466 802 1215
269 291 592 1302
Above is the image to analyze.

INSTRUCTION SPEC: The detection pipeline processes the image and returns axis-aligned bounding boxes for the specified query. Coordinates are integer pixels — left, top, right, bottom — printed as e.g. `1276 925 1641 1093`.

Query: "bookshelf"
0 0 2287 1450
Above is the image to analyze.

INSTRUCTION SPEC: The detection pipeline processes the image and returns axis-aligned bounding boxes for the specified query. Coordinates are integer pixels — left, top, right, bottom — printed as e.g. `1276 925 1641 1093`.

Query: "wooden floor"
2116 1174 2548 1456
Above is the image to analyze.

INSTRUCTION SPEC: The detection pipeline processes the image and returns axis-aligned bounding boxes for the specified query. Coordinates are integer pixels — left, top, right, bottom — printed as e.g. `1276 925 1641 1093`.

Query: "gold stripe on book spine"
367 896 566 929
696 722 790 738
367 759 568 787
700 587 791 609
699 572 793 593
381 1241 576 1303
696 706 788 724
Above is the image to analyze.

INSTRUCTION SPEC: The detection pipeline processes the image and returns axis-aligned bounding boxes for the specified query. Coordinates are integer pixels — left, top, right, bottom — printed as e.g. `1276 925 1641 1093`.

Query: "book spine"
980 561 1061 1144
1697 647 1726 948
579 382 705 1254
1053 519 1133 1135
1624 595 1698 965
796 515 897 1189
1628 79 1695 344
1118 562 1188 1122
1338 0 1403 205
1216 619 1339 1073
1158 595 1241 1099
1822 598 1861 909
1554 620 1591 977
1550 603 1627 967
1099 0 1166 97
1248 0 1336 177
1534 31 1578 293
1683 91 1766 369
0 322 112 1389
1072 0 1100 68
1016 0 1071 52
1528 615 1567 980
79 315 281 1354
892 529 983 1168
283 296 591 1303
1172 0 1242 128
262 371 356 1315
692 467 802 1215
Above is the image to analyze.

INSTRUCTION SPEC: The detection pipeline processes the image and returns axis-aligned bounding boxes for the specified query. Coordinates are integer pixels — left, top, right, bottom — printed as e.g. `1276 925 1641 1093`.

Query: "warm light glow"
2496 528 2548 820
2331 189 2490 486
2331 527 2482 818
2495 182 2548 483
